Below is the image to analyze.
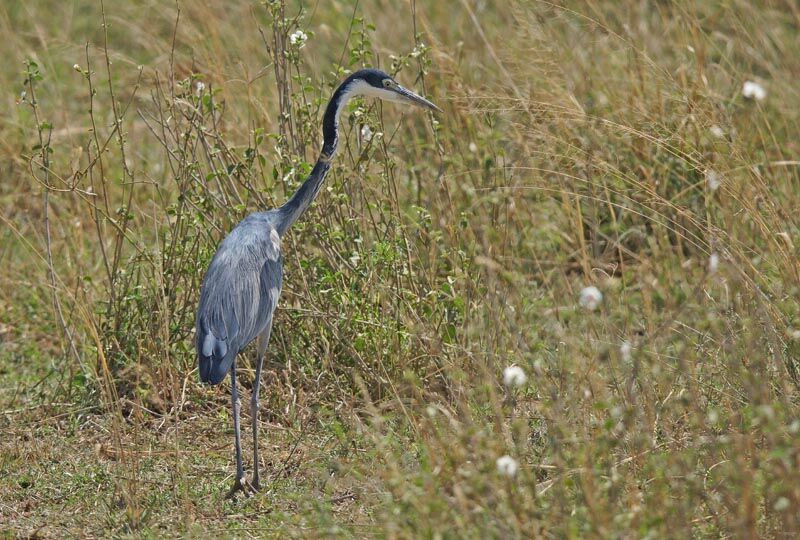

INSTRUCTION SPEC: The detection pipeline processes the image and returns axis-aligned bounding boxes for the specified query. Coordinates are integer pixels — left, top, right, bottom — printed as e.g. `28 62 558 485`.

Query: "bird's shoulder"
213 212 283 272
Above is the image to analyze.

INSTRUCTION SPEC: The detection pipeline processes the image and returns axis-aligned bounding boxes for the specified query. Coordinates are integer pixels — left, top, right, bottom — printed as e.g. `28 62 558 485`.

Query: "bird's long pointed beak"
394 85 442 112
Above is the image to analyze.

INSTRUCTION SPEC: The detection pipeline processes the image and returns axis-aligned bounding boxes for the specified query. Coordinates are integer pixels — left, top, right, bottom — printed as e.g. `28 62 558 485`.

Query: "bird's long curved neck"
276 80 354 235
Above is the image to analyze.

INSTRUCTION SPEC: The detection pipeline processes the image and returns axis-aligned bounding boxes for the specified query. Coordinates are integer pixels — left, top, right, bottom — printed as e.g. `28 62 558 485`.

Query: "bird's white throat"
336 79 406 123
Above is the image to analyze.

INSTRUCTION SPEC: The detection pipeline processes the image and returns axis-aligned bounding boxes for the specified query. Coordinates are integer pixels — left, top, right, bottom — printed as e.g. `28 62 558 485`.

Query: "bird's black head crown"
346 68 394 88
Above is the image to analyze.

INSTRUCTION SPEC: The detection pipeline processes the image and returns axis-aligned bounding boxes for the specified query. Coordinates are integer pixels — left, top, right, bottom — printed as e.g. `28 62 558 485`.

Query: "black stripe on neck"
321 79 353 157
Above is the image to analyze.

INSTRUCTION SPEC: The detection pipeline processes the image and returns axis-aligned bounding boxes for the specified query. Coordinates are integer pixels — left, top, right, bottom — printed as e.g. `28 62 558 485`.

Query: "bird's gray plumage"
194 67 439 498
196 211 283 385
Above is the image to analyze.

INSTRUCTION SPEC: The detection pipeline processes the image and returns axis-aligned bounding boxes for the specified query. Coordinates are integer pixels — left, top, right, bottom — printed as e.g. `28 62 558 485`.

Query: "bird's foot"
224 475 256 499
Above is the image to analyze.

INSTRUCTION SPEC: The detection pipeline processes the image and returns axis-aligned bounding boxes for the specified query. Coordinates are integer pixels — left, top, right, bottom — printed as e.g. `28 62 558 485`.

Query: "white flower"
620 340 632 362
289 30 308 48
360 125 373 142
195 81 205 95
468 142 478 153
496 455 519 478
705 169 721 192
579 286 603 311
503 365 527 388
709 252 719 274
742 80 766 101
73 63 82 72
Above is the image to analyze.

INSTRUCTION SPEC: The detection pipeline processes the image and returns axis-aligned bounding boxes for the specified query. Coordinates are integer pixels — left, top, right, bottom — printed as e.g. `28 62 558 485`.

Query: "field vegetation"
2 0 799 537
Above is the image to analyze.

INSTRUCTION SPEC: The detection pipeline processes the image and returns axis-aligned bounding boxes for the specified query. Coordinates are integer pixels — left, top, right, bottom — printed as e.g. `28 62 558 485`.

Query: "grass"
2 0 799 537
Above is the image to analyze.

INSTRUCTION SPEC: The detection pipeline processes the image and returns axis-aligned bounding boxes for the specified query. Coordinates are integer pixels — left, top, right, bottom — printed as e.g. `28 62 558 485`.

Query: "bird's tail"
196 319 238 385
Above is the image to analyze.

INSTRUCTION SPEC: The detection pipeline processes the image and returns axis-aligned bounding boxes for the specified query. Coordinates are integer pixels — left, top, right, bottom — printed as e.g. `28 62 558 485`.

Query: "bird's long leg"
225 360 250 498
251 325 272 491
251 353 264 491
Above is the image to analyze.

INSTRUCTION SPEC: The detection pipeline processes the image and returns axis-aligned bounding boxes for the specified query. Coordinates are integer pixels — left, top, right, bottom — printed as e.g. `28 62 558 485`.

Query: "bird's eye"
382 79 392 88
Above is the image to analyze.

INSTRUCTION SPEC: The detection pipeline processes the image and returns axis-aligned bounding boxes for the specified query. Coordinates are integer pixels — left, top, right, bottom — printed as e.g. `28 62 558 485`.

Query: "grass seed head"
706 169 721 192
709 253 720 274
620 340 632 362
579 286 603 311
503 365 527 388
496 455 519 478
742 80 766 101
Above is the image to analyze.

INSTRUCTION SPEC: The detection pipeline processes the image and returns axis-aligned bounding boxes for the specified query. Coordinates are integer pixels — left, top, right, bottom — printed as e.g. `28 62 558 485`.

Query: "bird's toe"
224 476 253 500
224 473 262 500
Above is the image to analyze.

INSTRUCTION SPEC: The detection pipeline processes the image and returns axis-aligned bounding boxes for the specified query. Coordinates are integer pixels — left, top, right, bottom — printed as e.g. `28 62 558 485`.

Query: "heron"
195 68 440 497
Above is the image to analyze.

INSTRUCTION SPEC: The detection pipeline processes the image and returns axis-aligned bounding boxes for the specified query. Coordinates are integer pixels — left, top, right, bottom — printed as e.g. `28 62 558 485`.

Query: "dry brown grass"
1 0 799 537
